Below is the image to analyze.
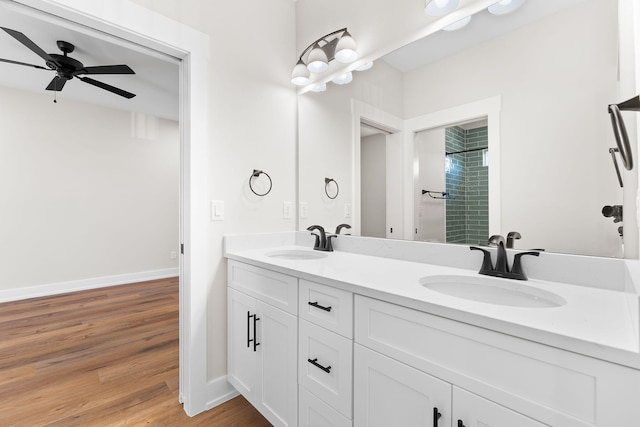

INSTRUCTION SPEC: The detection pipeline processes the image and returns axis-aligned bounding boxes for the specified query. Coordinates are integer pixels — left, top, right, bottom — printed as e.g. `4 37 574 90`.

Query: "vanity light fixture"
443 15 472 31
487 0 525 16
425 0 459 17
355 61 374 71
332 71 353 85
291 28 359 86
310 83 327 93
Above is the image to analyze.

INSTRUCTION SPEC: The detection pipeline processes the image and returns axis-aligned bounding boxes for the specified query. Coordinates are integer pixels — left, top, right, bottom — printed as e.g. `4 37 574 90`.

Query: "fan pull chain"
53 79 57 103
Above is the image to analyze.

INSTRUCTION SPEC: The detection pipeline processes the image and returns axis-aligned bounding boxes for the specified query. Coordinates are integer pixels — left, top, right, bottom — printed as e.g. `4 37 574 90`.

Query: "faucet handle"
510 251 540 280
470 246 493 275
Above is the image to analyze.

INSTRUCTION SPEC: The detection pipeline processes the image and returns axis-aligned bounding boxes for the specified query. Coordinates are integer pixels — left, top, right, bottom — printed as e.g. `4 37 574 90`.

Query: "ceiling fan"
0 27 136 99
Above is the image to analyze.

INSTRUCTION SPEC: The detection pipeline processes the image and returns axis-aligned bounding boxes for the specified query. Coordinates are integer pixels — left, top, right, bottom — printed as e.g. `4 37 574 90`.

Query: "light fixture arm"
298 27 348 63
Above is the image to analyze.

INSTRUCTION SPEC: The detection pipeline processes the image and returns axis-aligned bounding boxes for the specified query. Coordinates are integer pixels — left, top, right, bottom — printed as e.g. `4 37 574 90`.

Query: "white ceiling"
0 1 179 121
383 0 587 73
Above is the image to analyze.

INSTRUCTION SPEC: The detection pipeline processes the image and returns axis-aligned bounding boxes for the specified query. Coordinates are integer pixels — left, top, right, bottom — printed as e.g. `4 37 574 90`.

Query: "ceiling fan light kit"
0 27 136 99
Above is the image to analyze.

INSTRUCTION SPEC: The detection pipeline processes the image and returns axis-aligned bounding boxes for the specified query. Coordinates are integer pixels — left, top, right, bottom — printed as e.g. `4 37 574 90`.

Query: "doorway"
414 119 489 245
6 0 209 416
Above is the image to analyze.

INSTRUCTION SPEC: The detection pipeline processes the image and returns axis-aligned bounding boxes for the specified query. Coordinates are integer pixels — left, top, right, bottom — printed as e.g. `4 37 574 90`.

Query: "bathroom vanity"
225 232 640 427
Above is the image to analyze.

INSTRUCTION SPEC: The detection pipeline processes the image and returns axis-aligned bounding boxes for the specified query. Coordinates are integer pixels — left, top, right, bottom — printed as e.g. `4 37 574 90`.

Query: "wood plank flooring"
0 277 271 426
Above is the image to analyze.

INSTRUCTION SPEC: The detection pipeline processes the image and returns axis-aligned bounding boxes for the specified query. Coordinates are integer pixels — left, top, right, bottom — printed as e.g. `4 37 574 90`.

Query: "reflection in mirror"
415 119 489 246
298 0 632 257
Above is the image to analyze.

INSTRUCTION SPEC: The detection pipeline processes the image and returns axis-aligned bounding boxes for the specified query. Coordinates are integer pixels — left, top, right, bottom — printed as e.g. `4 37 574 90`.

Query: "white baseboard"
0 268 179 303
206 376 239 410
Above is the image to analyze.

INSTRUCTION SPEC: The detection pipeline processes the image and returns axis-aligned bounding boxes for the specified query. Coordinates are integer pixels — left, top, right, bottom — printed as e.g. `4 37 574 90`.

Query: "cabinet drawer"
299 319 353 418
299 279 353 338
227 260 298 315
299 386 351 427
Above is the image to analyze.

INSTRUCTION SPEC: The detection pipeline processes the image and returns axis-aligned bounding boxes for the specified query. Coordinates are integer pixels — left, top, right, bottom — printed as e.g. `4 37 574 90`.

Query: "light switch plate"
299 202 309 219
211 200 224 221
344 203 351 218
283 201 293 219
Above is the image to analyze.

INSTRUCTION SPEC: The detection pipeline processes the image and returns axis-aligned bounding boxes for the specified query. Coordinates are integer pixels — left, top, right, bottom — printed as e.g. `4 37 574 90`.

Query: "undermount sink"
266 249 328 260
419 275 566 308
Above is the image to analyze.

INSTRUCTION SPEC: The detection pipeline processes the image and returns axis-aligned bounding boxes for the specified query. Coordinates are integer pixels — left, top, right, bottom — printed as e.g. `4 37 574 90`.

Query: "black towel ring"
249 169 272 196
325 177 339 199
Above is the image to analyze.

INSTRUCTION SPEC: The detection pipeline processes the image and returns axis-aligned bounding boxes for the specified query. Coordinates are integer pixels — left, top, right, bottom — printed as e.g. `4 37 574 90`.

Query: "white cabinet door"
257 300 298 427
453 387 547 427
354 344 451 427
227 288 258 400
228 288 298 427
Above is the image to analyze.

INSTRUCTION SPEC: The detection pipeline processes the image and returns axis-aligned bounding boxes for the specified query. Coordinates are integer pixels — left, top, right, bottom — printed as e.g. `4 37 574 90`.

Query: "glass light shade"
425 0 459 17
335 31 358 64
443 15 471 31
487 0 525 15
307 45 329 73
291 60 311 86
355 61 373 71
332 71 353 85
311 83 327 93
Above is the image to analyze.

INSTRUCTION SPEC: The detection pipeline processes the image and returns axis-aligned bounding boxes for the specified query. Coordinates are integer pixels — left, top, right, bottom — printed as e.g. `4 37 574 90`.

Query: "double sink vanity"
225 232 640 427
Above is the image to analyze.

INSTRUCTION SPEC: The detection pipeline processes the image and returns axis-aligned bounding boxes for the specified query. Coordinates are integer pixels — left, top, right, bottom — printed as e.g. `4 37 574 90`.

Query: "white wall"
415 128 446 242
404 0 621 256
361 133 386 237
0 85 179 291
127 0 298 383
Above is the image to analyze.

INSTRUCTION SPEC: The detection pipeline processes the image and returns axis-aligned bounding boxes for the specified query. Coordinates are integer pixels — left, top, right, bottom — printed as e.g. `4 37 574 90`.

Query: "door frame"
11 0 210 415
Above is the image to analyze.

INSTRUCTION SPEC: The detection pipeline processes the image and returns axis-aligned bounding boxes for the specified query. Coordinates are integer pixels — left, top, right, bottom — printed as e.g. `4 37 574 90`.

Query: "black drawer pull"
308 301 332 312
308 358 331 373
458 421 465 427
433 408 442 427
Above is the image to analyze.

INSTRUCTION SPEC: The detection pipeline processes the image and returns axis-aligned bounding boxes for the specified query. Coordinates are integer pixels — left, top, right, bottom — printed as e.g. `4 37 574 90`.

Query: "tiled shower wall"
445 126 489 245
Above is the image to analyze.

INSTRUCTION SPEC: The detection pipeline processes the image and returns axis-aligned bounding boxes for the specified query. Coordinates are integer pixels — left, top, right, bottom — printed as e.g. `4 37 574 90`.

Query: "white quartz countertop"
225 245 640 369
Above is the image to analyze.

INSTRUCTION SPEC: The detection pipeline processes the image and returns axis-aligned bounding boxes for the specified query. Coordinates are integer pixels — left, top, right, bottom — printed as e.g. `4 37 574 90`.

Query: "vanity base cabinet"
354 295 640 427
227 265 298 427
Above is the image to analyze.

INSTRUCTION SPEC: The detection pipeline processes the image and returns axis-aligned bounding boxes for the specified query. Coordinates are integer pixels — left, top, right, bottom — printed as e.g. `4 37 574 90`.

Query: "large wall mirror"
298 0 636 258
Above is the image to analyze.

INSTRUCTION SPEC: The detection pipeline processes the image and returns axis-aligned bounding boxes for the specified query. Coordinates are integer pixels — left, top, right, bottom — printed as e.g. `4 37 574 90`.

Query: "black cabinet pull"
252 314 260 352
458 421 465 427
246 311 252 348
433 408 442 427
308 301 332 312
307 358 331 373
247 311 260 351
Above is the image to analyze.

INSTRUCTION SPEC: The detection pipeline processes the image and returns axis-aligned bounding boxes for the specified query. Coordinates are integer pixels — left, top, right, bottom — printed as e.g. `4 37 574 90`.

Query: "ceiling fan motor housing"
47 53 83 80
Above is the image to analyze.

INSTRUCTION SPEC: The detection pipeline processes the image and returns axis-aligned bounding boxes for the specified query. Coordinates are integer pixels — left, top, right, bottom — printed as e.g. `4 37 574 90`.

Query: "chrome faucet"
470 234 540 280
306 225 336 252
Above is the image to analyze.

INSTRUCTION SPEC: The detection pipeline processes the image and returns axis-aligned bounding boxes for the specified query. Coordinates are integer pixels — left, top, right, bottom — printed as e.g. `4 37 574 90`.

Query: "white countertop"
225 244 640 369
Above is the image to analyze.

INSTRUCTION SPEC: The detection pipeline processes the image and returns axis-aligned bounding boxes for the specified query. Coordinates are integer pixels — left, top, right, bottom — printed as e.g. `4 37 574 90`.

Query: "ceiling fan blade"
0 57 49 70
76 65 135 75
1 27 53 63
78 76 136 99
45 76 67 92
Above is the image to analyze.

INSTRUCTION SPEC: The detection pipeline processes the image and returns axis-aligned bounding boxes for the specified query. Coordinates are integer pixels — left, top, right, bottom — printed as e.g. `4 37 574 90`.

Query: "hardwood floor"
0 277 271 426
